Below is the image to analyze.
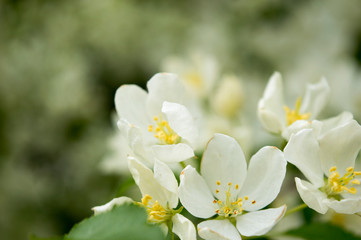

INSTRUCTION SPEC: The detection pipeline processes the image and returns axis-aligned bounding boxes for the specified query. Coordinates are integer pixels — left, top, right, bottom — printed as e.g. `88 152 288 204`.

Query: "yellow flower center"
184 72 203 89
148 116 180 145
140 194 172 223
324 166 361 197
283 98 311 126
213 181 256 218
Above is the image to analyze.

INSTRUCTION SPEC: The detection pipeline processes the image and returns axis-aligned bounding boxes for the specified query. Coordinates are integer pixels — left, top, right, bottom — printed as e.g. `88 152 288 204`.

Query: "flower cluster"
94 71 361 240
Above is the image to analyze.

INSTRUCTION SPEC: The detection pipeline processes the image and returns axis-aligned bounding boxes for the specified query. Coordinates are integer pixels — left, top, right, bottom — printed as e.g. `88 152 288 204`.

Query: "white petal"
201 134 247 201
257 106 284 134
319 120 361 176
236 205 286 236
324 197 361 214
154 160 178 208
162 101 199 147
92 197 133 215
198 219 242 240
146 73 185 117
126 125 151 162
239 146 287 211
295 177 328 214
257 72 285 133
115 85 150 127
284 129 324 187
128 157 170 207
172 213 197 240
281 120 312 141
319 111 354 137
178 166 216 218
300 77 330 118
152 143 194 163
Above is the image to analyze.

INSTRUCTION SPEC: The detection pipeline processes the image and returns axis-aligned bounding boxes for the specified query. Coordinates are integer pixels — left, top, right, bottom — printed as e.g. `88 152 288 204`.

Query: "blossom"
115 73 199 164
258 72 330 140
284 120 361 214
93 157 196 240
178 134 287 240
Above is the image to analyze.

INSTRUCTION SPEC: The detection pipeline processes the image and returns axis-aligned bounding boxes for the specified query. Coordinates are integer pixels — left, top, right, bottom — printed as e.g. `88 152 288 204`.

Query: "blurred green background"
1 0 361 239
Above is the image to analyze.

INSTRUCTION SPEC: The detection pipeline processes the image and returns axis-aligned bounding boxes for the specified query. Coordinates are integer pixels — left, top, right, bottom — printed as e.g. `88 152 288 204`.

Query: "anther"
216 181 221 185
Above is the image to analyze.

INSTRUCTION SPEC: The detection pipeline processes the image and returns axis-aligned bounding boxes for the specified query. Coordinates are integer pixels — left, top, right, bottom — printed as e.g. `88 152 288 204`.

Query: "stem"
167 221 174 240
284 203 307 217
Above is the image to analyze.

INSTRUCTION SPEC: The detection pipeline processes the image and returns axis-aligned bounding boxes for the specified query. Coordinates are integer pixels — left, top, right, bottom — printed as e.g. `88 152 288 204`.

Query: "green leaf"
65 203 166 240
29 234 63 240
285 222 361 240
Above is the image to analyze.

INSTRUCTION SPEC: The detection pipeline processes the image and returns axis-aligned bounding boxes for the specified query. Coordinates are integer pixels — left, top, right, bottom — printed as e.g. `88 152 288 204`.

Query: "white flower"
92 157 196 240
258 72 330 140
115 73 199 164
284 120 361 214
161 52 219 99
178 134 287 240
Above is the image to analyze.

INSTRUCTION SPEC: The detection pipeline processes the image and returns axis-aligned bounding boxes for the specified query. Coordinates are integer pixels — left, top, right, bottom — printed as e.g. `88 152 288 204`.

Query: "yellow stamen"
212 181 250 218
324 166 361 196
139 194 172 223
283 97 311 126
148 115 180 145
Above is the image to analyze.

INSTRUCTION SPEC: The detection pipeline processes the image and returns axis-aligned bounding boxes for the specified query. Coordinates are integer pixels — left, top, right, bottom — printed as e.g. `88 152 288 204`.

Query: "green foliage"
64 204 166 240
29 235 63 240
285 222 361 240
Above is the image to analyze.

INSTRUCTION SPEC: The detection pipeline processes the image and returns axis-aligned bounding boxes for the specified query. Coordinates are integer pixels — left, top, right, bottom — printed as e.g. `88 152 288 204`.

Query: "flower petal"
172 213 197 240
152 143 194 163
257 72 285 133
284 129 324 187
323 197 361 214
319 111 354 137
178 166 216 218
201 134 247 201
236 205 286 236
115 84 150 127
162 101 199 147
128 157 170 207
239 146 287 211
198 219 242 240
281 120 312 141
154 160 178 208
319 120 361 176
92 197 133 215
146 73 185 117
295 177 328 214
300 77 330 118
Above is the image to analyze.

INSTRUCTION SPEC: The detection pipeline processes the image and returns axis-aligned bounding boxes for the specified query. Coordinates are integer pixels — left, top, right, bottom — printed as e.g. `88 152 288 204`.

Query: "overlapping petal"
128 157 174 207
295 178 328 214
151 144 194 163
115 85 149 127
236 205 287 236
239 146 286 211
200 134 247 201
284 129 324 187
257 72 285 133
178 166 216 218
146 73 185 117
300 77 330 118
198 219 242 240
162 101 199 147
319 120 361 176
324 197 361 214
172 213 197 240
